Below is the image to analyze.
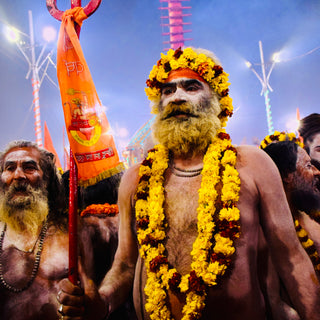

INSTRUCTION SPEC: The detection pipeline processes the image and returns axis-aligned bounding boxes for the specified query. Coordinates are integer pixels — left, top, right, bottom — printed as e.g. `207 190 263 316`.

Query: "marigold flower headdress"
259 131 304 149
145 47 234 127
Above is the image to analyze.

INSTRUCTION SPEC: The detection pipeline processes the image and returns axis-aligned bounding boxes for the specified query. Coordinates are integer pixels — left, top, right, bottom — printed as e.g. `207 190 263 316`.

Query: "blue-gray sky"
0 0 319 167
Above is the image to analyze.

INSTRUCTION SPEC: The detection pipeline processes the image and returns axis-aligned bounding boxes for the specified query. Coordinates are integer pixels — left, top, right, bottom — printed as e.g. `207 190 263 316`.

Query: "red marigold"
210 253 232 267
197 62 209 77
220 89 229 97
219 109 233 118
169 272 182 292
139 174 150 183
173 47 183 59
141 234 158 247
142 158 153 168
136 191 149 200
136 218 149 230
218 132 230 140
213 65 223 77
150 256 168 272
188 271 206 294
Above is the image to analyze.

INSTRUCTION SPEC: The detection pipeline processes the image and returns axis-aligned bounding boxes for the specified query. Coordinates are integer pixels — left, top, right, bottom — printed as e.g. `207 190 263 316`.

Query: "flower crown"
145 47 234 126
260 131 304 149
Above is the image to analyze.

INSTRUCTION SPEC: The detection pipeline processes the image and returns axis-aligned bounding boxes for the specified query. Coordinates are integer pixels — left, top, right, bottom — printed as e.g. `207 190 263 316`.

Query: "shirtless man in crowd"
263 140 320 265
60 47 320 319
0 140 121 320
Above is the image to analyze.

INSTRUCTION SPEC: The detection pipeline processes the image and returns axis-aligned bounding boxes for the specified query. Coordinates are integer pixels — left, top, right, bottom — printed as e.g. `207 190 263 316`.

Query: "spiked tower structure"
159 0 192 50
123 0 192 167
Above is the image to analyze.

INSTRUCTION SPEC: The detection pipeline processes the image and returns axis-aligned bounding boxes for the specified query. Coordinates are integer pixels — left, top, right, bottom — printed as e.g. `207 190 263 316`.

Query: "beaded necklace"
0 221 47 293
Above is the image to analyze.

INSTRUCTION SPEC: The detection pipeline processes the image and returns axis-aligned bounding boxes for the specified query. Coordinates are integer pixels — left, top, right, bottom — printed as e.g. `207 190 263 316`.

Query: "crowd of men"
1 47 320 320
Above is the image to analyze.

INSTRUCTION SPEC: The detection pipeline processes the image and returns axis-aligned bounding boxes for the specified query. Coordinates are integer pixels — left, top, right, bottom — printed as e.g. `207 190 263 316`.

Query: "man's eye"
162 88 174 95
5 166 14 172
186 85 199 91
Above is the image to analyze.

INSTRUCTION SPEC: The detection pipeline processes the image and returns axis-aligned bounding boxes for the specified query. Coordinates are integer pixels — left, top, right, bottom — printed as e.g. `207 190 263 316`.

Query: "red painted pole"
46 0 102 285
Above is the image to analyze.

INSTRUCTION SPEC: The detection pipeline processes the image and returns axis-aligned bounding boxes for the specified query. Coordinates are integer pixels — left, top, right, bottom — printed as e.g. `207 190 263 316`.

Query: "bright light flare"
42 26 57 42
245 61 252 68
3 25 19 42
285 115 300 133
272 52 281 63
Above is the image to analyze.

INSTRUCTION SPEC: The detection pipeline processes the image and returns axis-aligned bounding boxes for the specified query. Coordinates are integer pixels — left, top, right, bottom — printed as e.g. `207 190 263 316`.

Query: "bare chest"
0 231 69 289
164 174 201 274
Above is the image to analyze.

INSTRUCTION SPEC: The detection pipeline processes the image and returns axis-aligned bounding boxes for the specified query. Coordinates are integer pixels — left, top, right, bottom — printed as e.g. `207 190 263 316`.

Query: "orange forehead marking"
165 68 207 84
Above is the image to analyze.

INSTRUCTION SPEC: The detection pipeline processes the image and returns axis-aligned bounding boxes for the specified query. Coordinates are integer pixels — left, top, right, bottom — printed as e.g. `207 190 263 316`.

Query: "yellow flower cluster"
145 47 234 125
260 131 304 149
294 219 320 272
135 130 241 320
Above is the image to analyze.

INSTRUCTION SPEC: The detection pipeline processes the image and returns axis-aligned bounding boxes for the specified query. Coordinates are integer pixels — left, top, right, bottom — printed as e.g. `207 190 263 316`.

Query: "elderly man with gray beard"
59 47 320 320
0 140 123 320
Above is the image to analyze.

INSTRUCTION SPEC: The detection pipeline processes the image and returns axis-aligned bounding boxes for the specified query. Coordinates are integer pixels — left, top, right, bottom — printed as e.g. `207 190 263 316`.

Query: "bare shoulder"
236 145 279 173
118 163 140 193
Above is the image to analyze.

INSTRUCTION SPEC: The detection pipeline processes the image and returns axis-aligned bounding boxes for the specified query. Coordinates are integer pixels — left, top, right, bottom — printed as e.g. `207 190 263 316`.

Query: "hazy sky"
0 0 319 167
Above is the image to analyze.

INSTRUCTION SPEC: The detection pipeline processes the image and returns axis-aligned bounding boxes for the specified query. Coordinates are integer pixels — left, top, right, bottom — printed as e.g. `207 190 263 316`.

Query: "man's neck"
1 221 44 253
171 154 204 171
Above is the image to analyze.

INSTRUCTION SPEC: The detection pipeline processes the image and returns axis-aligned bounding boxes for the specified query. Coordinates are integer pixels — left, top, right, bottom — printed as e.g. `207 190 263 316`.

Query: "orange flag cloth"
44 121 62 170
57 8 124 187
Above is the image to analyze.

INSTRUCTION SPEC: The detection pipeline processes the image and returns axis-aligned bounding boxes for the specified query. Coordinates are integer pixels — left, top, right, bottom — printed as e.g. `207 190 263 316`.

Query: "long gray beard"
152 97 222 157
0 182 49 236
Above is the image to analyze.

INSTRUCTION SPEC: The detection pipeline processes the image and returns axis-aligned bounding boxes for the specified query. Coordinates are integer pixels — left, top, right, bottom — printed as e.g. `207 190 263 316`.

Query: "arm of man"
247 146 320 319
57 166 139 320
98 165 139 316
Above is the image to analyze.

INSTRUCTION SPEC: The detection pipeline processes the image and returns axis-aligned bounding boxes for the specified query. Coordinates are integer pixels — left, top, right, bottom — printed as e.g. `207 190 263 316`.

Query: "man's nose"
172 87 187 104
13 167 26 180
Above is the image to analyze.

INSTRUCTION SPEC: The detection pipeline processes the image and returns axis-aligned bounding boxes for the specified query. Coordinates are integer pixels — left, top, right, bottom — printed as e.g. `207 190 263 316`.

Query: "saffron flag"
56 8 124 187
44 121 62 170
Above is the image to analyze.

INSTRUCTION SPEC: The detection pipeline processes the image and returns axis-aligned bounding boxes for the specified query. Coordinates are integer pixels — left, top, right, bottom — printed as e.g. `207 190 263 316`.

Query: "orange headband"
165 68 207 84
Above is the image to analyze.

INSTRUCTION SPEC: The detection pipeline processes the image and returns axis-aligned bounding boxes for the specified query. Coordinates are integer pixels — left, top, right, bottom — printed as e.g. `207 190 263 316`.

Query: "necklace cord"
0 221 47 293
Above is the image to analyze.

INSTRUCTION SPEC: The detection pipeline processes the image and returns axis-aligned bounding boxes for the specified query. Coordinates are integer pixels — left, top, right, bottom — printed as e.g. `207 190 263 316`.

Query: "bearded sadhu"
0 140 126 320
59 48 320 320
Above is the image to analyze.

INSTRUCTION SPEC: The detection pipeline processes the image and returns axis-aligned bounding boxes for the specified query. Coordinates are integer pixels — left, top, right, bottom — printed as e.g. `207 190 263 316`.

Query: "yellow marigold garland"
135 131 241 320
295 219 320 272
145 47 234 128
259 131 304 149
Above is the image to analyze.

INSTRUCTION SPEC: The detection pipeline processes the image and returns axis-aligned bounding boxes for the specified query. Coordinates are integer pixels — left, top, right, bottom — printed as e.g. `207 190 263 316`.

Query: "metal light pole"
246 41 279 135
5 10 57 147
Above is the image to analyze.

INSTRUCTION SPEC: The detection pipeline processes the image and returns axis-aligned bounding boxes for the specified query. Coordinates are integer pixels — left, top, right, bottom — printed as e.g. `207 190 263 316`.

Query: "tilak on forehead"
145 47 234 127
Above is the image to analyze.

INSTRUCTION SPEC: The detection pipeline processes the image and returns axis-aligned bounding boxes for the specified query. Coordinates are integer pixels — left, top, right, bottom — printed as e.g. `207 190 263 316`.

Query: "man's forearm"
98 261 136 315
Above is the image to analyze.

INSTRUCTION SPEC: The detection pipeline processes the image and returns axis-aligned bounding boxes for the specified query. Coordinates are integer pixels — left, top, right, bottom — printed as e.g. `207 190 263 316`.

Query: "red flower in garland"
142 158 153 168
136 218 150 230
169 272 182 293
220 89 229 97
219 109 233 118
217 219 240 240
188 271 206 294
150 256 168 272
213 65 223 77
218 132 230 140
210 252 232 267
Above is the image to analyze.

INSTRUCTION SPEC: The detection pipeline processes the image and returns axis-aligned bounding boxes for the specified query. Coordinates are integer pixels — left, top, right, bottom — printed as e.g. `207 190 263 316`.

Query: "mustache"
161 102 199 120
5 181 35 198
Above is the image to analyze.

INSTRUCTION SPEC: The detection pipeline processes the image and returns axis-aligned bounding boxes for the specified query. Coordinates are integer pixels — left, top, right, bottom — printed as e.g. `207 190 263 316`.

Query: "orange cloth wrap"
57 7 123 187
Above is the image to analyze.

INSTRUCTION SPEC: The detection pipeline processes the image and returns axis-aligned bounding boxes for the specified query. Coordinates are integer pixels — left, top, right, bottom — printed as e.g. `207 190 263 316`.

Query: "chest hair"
164 174 201 274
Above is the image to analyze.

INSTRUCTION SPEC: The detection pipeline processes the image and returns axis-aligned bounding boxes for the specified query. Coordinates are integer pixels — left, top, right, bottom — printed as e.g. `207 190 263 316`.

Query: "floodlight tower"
246 41 279 135
4 10 56 147
159 0 192 50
